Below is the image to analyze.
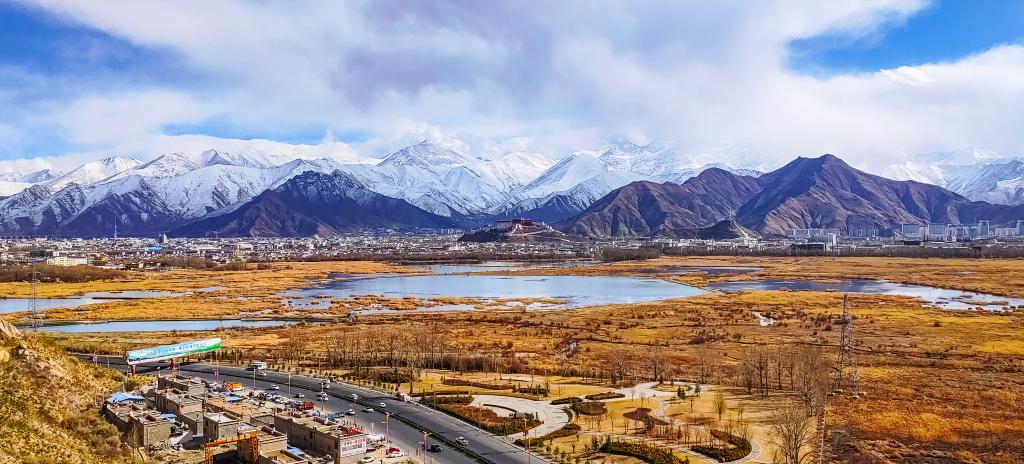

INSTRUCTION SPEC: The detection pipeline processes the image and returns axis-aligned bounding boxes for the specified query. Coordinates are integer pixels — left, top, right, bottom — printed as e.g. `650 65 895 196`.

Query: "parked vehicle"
386 448 404 458
296 401 314 411
224 382 243 392
360 456 374 463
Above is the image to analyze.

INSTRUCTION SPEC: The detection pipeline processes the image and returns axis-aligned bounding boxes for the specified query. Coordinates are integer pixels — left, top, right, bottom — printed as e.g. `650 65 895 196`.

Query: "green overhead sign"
125 338 222 365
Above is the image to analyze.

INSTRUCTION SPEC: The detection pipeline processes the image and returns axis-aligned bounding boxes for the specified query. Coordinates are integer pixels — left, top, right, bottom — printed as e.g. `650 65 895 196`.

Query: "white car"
386 448 404 458
318 393 329 401
268 385 280 391
455 437 469 446
378 402 387 408
294 393 305 399
360 456 374 464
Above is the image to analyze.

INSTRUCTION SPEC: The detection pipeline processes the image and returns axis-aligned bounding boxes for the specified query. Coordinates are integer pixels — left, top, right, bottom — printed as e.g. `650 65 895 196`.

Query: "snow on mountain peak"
45 156 143 190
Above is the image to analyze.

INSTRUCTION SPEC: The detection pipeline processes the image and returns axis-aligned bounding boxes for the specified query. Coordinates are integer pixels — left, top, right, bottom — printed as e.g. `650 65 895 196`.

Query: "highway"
88 355 547 464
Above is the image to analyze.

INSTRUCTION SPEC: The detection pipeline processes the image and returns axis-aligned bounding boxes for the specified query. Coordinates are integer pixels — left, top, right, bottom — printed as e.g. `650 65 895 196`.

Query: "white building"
45 255 89 266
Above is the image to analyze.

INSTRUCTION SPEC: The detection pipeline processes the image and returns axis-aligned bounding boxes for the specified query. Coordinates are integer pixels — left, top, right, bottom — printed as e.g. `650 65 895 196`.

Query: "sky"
0 0 1023 173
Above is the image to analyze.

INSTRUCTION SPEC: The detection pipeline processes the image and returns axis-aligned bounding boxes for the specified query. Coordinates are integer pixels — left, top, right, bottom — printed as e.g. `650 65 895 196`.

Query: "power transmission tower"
833 293 863 396
29 267 41 330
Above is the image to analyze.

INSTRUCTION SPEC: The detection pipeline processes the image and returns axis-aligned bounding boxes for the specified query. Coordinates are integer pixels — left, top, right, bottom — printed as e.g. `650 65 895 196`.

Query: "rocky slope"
563 155 1024 238
0 320 136 464
171 170 456 237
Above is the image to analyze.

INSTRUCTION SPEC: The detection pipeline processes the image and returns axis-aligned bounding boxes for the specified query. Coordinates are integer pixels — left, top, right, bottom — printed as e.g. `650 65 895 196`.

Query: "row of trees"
0 264 125 283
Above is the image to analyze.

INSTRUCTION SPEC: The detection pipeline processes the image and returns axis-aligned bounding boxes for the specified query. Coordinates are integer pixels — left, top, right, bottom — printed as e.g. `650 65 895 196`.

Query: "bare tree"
646 345 669 383
792 345 830 415
768 403 817 464
713 390 727 422
695 343 714 384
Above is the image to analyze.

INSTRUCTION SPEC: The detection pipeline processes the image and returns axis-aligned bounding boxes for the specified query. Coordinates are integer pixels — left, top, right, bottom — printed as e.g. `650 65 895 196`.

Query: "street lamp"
287 373 292 397
384 412 391 444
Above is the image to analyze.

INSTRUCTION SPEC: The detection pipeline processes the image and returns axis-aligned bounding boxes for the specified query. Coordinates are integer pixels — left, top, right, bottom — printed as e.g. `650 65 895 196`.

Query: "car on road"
385 448 404 458
428 444 442 453
378 402 387 408
360 456 373 463
455 437 469 446
346 409 356 415
268 385 279 390
318 393 329 401
294 392 305 398
361 406 375 413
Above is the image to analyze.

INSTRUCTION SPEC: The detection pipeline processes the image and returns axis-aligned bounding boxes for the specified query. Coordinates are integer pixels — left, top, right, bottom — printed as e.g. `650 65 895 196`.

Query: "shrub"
550 397 582 405
375 370 412 384
585 391 625 401
571 401 607 416
515 384 549 396
600 439 688 464
0 264 126 283
515 423 582 447
442 378 514 390
429 402 541 436
690 430 751 462
601 246 663 262
420 395 474 406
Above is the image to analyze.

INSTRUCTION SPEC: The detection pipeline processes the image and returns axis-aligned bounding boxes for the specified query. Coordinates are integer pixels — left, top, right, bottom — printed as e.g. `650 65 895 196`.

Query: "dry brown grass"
34 256 1024 462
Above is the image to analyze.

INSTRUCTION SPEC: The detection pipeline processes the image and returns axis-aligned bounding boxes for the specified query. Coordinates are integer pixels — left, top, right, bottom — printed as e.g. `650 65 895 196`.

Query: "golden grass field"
19 256 1024 463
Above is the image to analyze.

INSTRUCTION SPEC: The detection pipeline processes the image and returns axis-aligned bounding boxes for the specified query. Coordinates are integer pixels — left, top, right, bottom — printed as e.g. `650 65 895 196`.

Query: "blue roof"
106 392 145 404
225 395 244 402
159 413 177 420
287 447 306 456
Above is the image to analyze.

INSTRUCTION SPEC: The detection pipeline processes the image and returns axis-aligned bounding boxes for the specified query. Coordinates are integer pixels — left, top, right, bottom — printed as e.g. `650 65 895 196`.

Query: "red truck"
296 401 314 411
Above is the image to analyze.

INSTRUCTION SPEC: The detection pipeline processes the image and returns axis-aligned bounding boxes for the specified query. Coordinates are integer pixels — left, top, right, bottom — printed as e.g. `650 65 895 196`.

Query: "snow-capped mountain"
338 140 553 218
0 181 31 196
44 156 144 191
883 149 1024 205
0 137 790 236
496 143 763 223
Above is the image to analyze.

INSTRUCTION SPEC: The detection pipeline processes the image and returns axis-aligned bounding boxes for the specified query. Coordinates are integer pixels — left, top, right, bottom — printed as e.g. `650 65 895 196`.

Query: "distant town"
6 217 1024 269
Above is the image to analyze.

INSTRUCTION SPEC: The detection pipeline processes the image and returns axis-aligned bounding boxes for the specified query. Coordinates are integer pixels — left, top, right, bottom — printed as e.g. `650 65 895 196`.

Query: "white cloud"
5 0 1024 173
56 90 204 146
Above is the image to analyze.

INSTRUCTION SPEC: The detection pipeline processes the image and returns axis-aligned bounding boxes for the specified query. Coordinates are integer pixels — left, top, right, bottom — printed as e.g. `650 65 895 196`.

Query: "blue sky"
789 0 1024 74
1 0 1023 172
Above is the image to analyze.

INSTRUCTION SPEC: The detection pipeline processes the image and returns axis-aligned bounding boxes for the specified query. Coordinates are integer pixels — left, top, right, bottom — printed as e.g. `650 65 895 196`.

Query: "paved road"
88 356 548 464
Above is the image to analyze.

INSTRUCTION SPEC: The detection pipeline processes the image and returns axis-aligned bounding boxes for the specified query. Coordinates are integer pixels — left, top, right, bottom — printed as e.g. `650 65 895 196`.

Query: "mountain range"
0 140 1021 238
561 155 1024 238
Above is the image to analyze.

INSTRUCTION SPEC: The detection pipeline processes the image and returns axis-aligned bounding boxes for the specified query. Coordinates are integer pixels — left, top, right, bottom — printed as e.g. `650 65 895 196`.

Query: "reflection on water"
31 319 293 333
0 289 207 314
281 274 704 313
0 296 116 314
707 279 1024 311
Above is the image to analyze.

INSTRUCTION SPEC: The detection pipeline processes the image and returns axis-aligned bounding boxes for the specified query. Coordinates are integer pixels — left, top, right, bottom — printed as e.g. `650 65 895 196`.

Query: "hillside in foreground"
0 320 138 464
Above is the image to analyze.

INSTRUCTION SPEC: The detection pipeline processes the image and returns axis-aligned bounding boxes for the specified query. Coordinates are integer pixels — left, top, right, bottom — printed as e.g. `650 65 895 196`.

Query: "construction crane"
202 432 259 464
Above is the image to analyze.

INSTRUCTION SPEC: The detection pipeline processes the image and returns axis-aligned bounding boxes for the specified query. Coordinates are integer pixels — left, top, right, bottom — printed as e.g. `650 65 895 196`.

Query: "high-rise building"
978 220 991 237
